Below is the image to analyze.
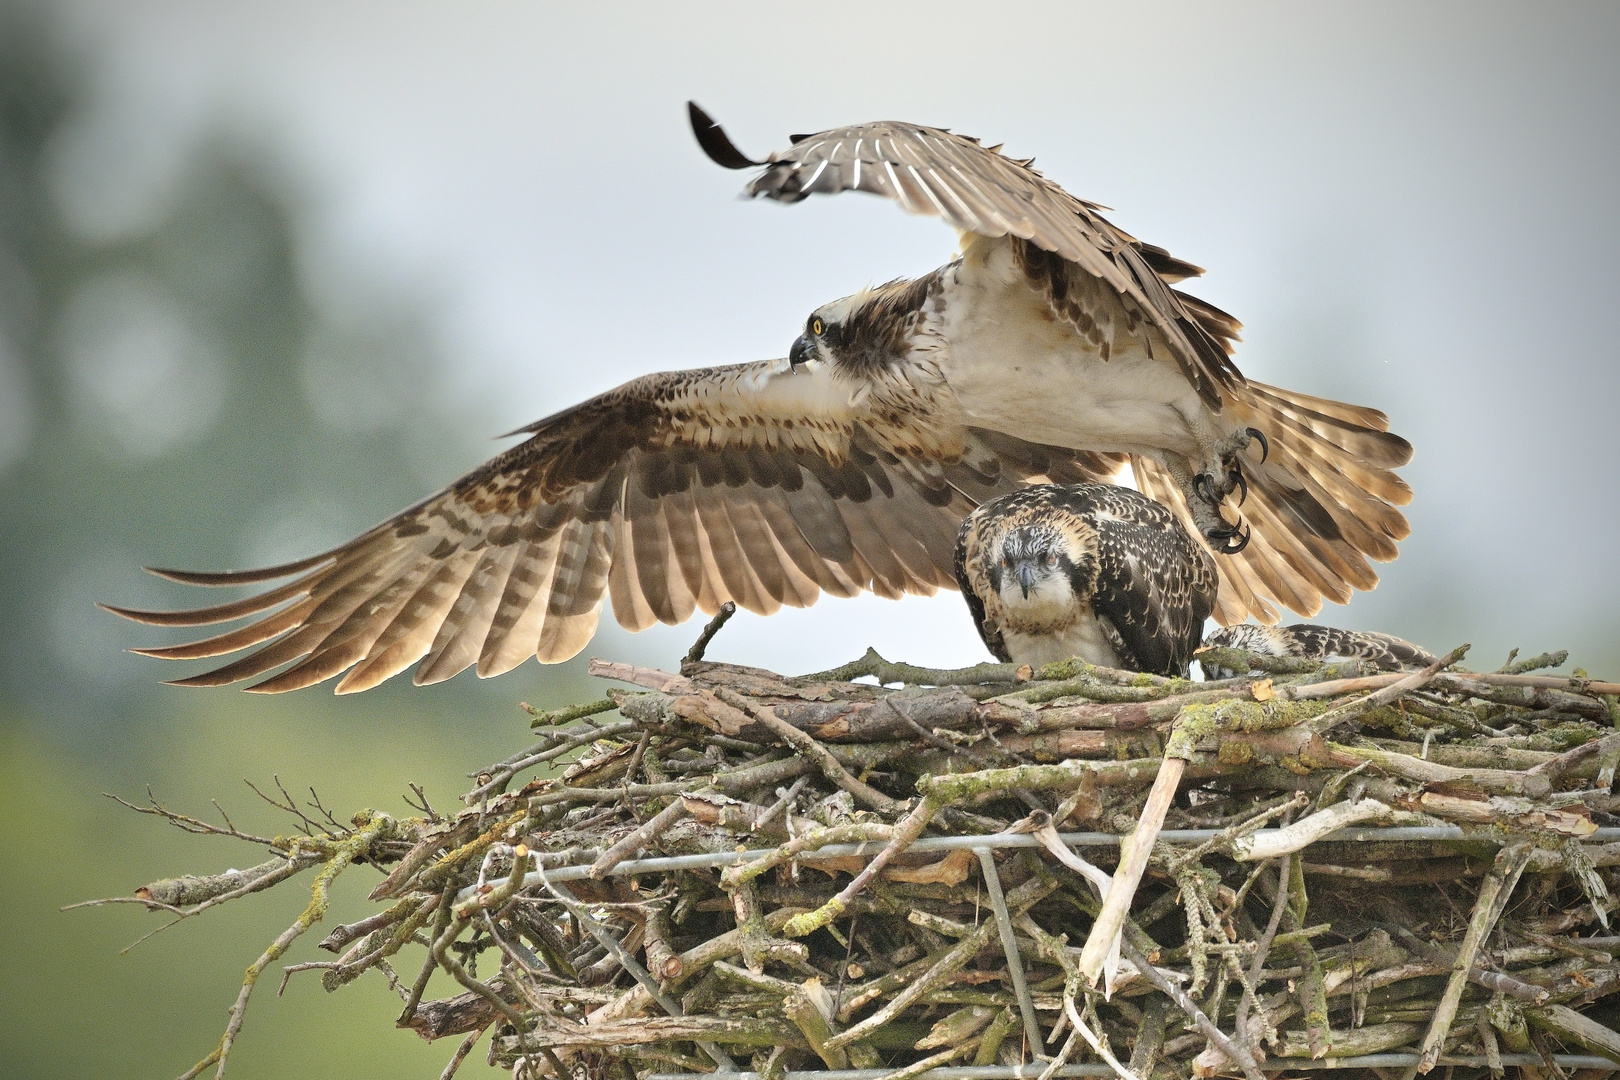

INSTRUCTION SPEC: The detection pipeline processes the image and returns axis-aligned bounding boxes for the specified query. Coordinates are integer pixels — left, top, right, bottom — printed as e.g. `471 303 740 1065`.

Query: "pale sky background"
41 0 1620 679
4 7 1619 1077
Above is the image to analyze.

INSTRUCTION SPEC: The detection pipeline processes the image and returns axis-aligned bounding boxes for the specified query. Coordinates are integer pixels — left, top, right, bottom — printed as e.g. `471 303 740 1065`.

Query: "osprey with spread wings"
106 105 1413 693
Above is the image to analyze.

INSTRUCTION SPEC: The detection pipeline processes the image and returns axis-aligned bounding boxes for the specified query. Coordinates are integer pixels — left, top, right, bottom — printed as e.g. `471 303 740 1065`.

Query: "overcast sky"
41 0 1620 678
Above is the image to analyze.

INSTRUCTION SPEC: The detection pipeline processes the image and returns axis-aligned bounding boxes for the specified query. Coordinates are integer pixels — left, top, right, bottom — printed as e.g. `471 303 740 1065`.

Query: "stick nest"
83 621 1620 1080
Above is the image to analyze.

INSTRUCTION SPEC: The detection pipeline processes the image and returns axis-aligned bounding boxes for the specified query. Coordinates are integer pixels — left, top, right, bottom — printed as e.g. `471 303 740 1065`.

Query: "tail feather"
1235 394 1412 510
1131 455 1279 624
1130 376 1412 626
1225 516 1322 614
1256 452 1403 563
1247 382 1414 474
1249 382 1397 435
1237 482 1363 601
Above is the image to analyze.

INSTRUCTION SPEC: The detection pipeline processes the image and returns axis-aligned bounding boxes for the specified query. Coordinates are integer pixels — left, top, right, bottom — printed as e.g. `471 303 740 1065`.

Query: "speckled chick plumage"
1200 623 1437 679
955 483 1218 677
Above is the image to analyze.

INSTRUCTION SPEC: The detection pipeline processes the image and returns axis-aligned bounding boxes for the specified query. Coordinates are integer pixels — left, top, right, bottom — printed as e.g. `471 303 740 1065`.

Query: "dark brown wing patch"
1079 486 1218 677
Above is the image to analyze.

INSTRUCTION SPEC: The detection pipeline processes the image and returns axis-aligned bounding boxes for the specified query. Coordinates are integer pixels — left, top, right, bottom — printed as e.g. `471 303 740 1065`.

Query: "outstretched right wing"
689 102 1242 409
106 359 1123 694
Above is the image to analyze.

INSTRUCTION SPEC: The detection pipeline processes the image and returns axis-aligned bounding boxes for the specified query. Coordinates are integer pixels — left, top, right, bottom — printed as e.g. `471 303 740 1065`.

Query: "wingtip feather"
687 101 762 170
142 549 335 586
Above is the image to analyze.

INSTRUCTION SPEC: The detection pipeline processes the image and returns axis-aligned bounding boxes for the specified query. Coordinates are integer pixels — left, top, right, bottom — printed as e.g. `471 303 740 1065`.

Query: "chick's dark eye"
811 318 825 335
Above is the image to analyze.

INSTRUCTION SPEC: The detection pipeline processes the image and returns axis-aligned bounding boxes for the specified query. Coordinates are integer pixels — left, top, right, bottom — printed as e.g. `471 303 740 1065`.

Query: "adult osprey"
105 107 1412 694
956 484 1217 677
1199 623 1436 679
691 105 1413 627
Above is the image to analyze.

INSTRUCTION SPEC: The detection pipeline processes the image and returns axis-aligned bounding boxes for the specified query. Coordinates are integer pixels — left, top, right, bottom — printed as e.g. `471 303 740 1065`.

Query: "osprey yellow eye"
811 318 824 335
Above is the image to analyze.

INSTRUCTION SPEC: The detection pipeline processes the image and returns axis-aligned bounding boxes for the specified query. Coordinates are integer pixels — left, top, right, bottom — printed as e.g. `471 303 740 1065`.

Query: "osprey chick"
1200 624 1437 679
956 484 1216 677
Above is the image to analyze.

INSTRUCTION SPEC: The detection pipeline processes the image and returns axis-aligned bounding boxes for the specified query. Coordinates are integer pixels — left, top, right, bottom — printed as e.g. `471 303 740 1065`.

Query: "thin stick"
534 863 736 1071
1231 798 1391 861
684 601 737 664
1308 644 1469 736
713 687 898 813
754 775 810 830
437 1024 489 1080
179 813 391 1080
824 877 1056 1052
976 847 1044 1054
1116 933 1265 1080
782 796 940 937
588 797 690 879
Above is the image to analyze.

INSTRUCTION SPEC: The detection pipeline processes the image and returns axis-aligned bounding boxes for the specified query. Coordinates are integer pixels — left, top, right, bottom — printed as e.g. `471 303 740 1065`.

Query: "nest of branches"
84 611 1620 1080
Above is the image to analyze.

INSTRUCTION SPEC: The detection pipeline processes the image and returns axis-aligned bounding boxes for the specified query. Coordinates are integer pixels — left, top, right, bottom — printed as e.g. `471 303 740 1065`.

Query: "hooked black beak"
789 334 813 368
1018 562 1034 599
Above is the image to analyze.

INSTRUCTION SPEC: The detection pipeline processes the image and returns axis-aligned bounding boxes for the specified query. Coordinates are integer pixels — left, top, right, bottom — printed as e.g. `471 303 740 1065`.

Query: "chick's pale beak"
1018 561 1034 599
789 334 813 368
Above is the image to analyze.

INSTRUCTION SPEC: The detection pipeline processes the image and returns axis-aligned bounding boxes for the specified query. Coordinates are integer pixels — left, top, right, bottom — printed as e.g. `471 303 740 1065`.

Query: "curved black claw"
1192 473 1217 507
1246 427 1270 464
1210 522 1252 555
1229 468 1249 507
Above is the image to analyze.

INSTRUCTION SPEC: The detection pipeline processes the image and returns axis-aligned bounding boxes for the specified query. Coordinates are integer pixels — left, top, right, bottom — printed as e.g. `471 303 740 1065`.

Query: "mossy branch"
178 811 395 1080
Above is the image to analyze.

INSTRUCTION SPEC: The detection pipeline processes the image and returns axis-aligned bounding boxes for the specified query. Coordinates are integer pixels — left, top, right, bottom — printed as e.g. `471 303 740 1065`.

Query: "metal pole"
458 827 1620 906
973 847 1043 1055
646 1055 1615 1080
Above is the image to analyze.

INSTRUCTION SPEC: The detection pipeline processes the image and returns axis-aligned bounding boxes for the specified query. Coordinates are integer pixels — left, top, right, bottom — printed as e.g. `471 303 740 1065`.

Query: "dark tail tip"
687 101 761 170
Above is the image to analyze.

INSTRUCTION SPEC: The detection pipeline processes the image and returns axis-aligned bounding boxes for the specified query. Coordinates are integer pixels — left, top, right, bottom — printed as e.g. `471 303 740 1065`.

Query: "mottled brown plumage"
955 484 1217 676
1200 623 1437 679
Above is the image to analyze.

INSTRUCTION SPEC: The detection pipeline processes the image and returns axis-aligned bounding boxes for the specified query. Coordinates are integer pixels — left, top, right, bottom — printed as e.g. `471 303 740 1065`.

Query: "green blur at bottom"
0 688 588 1080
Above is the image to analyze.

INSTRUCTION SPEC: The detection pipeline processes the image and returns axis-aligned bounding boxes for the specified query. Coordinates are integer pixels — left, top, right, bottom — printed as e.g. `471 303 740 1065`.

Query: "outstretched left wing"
106 358 1126 694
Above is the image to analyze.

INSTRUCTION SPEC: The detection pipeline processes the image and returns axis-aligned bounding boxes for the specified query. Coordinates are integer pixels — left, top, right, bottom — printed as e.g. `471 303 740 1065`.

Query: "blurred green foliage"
0 1 484 722
0 6 594 1077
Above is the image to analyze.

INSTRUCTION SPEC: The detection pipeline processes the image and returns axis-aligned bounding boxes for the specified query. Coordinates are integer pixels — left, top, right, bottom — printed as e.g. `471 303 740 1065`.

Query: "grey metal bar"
973 847 1043 1055
457 826 1620 906
646 1055 1614 1080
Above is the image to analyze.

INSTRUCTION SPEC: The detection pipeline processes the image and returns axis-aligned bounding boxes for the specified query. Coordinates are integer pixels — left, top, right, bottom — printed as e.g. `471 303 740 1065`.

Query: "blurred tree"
0 3 501 723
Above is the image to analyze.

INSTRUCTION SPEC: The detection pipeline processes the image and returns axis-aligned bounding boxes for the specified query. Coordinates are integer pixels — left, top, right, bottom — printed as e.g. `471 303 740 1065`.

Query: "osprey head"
988 525 1084 620
789 296 859 369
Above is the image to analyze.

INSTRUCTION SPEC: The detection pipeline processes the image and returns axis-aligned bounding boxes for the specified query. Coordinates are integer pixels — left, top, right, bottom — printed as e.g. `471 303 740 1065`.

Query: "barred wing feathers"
1081 486 1219 678
1203 623 1438 676
106 361 1124 694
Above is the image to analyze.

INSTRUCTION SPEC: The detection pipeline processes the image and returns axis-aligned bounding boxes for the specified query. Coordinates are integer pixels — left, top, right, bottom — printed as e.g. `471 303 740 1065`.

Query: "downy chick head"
987 525 1087 629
